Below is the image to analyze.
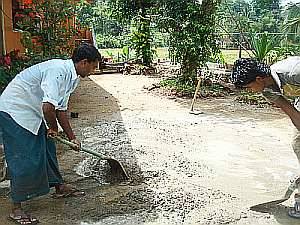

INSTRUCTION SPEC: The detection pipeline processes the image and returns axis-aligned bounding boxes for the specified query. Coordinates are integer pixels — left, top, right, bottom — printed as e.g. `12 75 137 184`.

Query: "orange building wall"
3 0 24 54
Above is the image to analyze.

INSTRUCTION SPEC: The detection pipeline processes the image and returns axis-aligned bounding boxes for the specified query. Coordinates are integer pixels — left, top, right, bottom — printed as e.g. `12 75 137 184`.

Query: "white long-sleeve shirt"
0 59 79 135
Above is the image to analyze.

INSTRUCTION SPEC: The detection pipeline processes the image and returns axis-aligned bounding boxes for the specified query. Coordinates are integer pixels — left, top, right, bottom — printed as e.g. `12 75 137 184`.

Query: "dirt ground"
1 73 300 225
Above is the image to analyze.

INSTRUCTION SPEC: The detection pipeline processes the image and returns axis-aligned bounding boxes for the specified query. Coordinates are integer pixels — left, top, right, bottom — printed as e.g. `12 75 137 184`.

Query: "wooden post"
190 76 202 112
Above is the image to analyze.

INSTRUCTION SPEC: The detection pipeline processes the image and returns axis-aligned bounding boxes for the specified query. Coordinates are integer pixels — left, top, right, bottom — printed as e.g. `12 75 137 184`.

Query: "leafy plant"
235 90 269 106
160 77 230 98
96 34 129 48
108 0 157 66
160 78 196 96
266 44 300 63
17 0 78 57
130 16 155 65
120 46 132 61
248 32 280 63
76 0 95 28
0 67 12 91
159 0 221 85
283 3 300 35
105 50 114 62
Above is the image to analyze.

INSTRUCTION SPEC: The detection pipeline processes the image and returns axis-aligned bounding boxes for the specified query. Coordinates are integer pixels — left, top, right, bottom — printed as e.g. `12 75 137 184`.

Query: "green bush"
0 67 12 92
160 78 196 96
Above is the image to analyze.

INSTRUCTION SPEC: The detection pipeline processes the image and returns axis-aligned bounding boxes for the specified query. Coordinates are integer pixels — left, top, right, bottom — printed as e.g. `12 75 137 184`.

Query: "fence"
217 32 299 50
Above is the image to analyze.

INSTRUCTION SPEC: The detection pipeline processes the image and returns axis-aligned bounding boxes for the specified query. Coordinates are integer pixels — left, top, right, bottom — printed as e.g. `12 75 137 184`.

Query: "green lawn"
99 47 169 61
99 48 251 65
221 49 252 65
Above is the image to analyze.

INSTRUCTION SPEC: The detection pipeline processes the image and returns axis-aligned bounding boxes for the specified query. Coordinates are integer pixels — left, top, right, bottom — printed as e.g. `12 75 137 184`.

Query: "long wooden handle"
190 77 202 111
54 136 109 160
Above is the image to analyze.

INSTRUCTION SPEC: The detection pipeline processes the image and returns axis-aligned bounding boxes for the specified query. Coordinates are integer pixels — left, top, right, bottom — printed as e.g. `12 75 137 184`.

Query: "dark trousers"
0 111 63 203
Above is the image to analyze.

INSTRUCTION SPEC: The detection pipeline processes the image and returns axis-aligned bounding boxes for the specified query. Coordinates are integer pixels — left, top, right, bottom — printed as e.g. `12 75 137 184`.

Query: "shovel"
250 177 300 212
250 197 289 212
54 136 129 180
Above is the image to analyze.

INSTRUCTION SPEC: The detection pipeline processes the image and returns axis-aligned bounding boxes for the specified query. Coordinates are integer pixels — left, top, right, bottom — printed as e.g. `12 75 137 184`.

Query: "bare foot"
52 184 85 199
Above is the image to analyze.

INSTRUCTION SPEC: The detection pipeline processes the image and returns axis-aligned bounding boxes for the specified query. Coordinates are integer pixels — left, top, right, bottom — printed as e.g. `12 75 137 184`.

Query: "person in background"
0 43 101 224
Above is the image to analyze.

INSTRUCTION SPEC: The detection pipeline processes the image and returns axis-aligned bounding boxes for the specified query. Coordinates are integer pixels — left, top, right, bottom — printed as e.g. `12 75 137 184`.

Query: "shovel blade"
107 158 129 181
189 110 204 115
54 136 130 181
250 198 289 212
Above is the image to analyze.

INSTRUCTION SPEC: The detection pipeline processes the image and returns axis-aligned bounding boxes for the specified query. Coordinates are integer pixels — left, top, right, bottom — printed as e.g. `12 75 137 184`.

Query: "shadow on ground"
250 203 300 225
0 77 156 225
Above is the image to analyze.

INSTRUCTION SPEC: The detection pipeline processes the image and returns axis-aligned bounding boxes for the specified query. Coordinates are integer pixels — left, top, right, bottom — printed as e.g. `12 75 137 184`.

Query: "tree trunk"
138 3 151 66
180 57 197 85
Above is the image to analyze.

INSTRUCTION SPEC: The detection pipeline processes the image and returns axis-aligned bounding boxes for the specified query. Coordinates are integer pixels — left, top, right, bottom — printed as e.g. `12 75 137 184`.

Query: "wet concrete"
0 74 300 224
84 74 300 225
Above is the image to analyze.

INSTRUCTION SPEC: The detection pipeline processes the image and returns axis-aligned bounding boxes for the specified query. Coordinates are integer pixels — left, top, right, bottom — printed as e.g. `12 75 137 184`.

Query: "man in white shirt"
231 57 300 218
0 43 101 224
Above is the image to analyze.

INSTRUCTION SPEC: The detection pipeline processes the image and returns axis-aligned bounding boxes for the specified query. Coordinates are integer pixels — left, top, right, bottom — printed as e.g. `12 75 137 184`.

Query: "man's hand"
70 139 81 151
47 128 58 138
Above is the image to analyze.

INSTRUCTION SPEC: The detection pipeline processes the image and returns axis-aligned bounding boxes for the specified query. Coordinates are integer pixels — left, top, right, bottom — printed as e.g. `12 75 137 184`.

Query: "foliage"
250 11 281 33
285 17 300 34
96 34 130 48
266 44 300 63
107 0 157 23
252 0 280 10
105 50 114 60
76 0 95 28
251 0 281 33
152 31 169 48
100 48 253 65
159 0 221 85
89 1 168 49
130 16 155 65
160 77 230 98
160 78 196 96
217 0 282 35
0 67 11 92
17 0 78 57
216 0 300 64
248 32 280 63
283 3 300 35
209 51 226 65
0 50 24 91
120 46 131 61
103 46 134 62
87 0 129 48
107 0 158 66
0 65 14 92
216 0 252 34
235 90 269 106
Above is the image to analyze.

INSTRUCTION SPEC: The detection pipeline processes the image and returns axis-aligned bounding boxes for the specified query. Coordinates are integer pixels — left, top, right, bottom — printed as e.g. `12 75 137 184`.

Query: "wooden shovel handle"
53 136 109 160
